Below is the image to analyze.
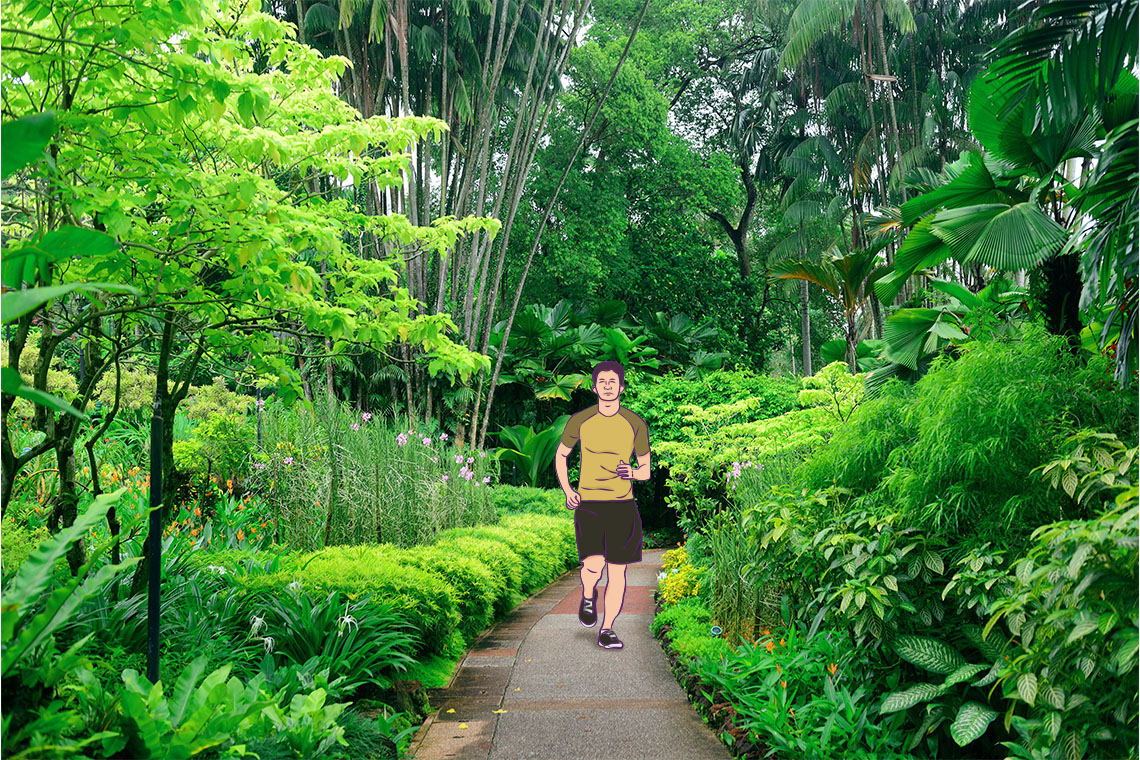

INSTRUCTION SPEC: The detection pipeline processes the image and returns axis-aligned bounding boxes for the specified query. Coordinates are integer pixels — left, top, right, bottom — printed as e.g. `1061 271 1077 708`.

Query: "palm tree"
770 243 894 372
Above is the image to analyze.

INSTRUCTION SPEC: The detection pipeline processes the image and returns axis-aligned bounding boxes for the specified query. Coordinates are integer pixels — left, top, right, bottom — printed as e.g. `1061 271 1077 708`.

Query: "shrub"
432 536 523 617
651 595 732 664
239 549 462 658
498 512 577 572
657 546 701 605
796 377 916 495
94 366 157 412
690 620 911 760
444 524 557 593
183 376 253 420
0 517 52 579
880 323 1134 541
397 547 498 643
621 369 800 445
987 495 1138 759
491 485 565 516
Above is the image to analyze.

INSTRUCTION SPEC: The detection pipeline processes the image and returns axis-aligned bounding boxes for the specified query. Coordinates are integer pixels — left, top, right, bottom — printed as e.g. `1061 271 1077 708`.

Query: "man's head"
591 361 626 402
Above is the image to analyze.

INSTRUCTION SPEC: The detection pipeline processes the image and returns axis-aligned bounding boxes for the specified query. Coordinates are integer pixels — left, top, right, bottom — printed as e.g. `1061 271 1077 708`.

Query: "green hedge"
224 502 577 659
490 485 567 516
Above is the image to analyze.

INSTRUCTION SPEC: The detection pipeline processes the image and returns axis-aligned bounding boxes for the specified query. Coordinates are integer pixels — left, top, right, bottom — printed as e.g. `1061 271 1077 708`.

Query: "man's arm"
633 451 651 481
555 442 581 509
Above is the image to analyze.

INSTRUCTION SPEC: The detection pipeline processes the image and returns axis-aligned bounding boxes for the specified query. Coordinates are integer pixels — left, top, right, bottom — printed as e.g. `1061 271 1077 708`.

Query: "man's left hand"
617 460 633 479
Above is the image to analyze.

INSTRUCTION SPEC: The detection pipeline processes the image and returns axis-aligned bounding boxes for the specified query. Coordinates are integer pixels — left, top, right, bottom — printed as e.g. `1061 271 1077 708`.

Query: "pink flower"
283 457 294 465
464 471 473 481
362 412 373 422
482 476 491 484
432 457 438 463
422 437 431 445
441 475 449 482
455 454 464 464
351 423 360 431
466 457 474 464
397 433 408 446
440 433 449 440
479 451 486 458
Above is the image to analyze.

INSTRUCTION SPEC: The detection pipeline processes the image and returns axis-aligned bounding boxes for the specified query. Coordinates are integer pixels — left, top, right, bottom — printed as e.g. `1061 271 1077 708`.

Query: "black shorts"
574 499 642 565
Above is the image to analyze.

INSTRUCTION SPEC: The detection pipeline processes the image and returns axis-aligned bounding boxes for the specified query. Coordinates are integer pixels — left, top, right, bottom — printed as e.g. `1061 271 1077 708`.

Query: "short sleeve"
620 408 650 457
560 409 587 448
633 416 650 457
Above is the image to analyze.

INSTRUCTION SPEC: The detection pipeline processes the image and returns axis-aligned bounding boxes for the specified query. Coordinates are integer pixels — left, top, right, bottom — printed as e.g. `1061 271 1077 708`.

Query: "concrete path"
407 548 734 760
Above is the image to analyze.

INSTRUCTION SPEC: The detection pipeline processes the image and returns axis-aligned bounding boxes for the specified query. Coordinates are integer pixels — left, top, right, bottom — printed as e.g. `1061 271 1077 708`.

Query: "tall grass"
706 503 769 645
249 398 498 551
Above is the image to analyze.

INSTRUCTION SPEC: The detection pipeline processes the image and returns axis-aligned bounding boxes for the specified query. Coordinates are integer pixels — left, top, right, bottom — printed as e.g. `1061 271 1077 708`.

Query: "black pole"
146 395 163 684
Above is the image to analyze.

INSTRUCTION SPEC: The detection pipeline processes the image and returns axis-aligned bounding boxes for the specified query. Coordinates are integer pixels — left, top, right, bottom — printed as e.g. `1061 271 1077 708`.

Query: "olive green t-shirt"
560 404 650 501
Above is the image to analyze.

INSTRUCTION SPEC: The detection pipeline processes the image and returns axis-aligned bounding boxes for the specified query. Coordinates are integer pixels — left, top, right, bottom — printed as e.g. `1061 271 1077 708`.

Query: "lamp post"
146 395 163 684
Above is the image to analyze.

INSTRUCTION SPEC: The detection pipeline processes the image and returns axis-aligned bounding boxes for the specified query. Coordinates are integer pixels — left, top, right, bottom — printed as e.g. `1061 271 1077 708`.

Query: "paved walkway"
407 548 734 760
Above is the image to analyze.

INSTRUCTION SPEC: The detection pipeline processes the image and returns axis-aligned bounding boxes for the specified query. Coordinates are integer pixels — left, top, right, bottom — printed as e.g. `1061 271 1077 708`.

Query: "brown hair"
592 361 626 388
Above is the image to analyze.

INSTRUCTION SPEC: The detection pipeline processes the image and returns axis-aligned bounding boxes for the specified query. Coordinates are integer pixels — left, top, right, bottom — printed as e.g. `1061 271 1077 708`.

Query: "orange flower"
779 638 785 647
237 529 244 541
194 506 201 517
780 680 786 690
260 521 267 528
789 708 795 719
761 628 770 637
765 640 775 653
827 663 837 676
776 664 781 675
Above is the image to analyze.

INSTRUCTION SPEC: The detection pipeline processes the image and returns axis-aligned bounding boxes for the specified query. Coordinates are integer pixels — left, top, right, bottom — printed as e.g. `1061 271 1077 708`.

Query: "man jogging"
554 360 650 650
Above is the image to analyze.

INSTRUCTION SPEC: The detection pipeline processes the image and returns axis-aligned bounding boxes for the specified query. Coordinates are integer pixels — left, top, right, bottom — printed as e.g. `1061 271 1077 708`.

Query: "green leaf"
942 662 989 689
1065 619 1099 644
1017 672 1038 705
0 367 89 421
33 226 120 261
881 682 944 713
2 111 57 178
1 281 139 323
893 635 967 674
237 91 255 125
950 701 998 746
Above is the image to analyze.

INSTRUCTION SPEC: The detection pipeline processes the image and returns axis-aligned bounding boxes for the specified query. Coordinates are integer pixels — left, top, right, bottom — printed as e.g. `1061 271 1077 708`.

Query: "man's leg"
581 554 605 599
600 562 627 630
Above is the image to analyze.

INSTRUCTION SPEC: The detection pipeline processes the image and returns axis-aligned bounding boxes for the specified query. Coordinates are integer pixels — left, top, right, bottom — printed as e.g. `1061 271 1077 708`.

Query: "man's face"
593 370 624 402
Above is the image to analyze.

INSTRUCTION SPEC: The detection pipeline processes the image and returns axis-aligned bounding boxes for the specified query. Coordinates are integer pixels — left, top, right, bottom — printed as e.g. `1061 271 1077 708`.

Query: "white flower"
249 614 267 636
337 602 359 636
206 564 227 575
288 580 302 593
259 635 275 653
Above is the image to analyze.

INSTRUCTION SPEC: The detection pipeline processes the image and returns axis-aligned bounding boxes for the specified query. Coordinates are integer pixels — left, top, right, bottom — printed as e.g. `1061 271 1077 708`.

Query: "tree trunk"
799 280 813 375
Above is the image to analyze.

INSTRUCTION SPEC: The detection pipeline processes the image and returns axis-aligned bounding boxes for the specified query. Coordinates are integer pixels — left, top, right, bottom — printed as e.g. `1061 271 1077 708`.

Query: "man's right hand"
564 489 581 510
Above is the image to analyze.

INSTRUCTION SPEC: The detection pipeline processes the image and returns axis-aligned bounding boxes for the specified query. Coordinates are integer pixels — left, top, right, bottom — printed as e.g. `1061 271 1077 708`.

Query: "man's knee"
582 555 605 573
